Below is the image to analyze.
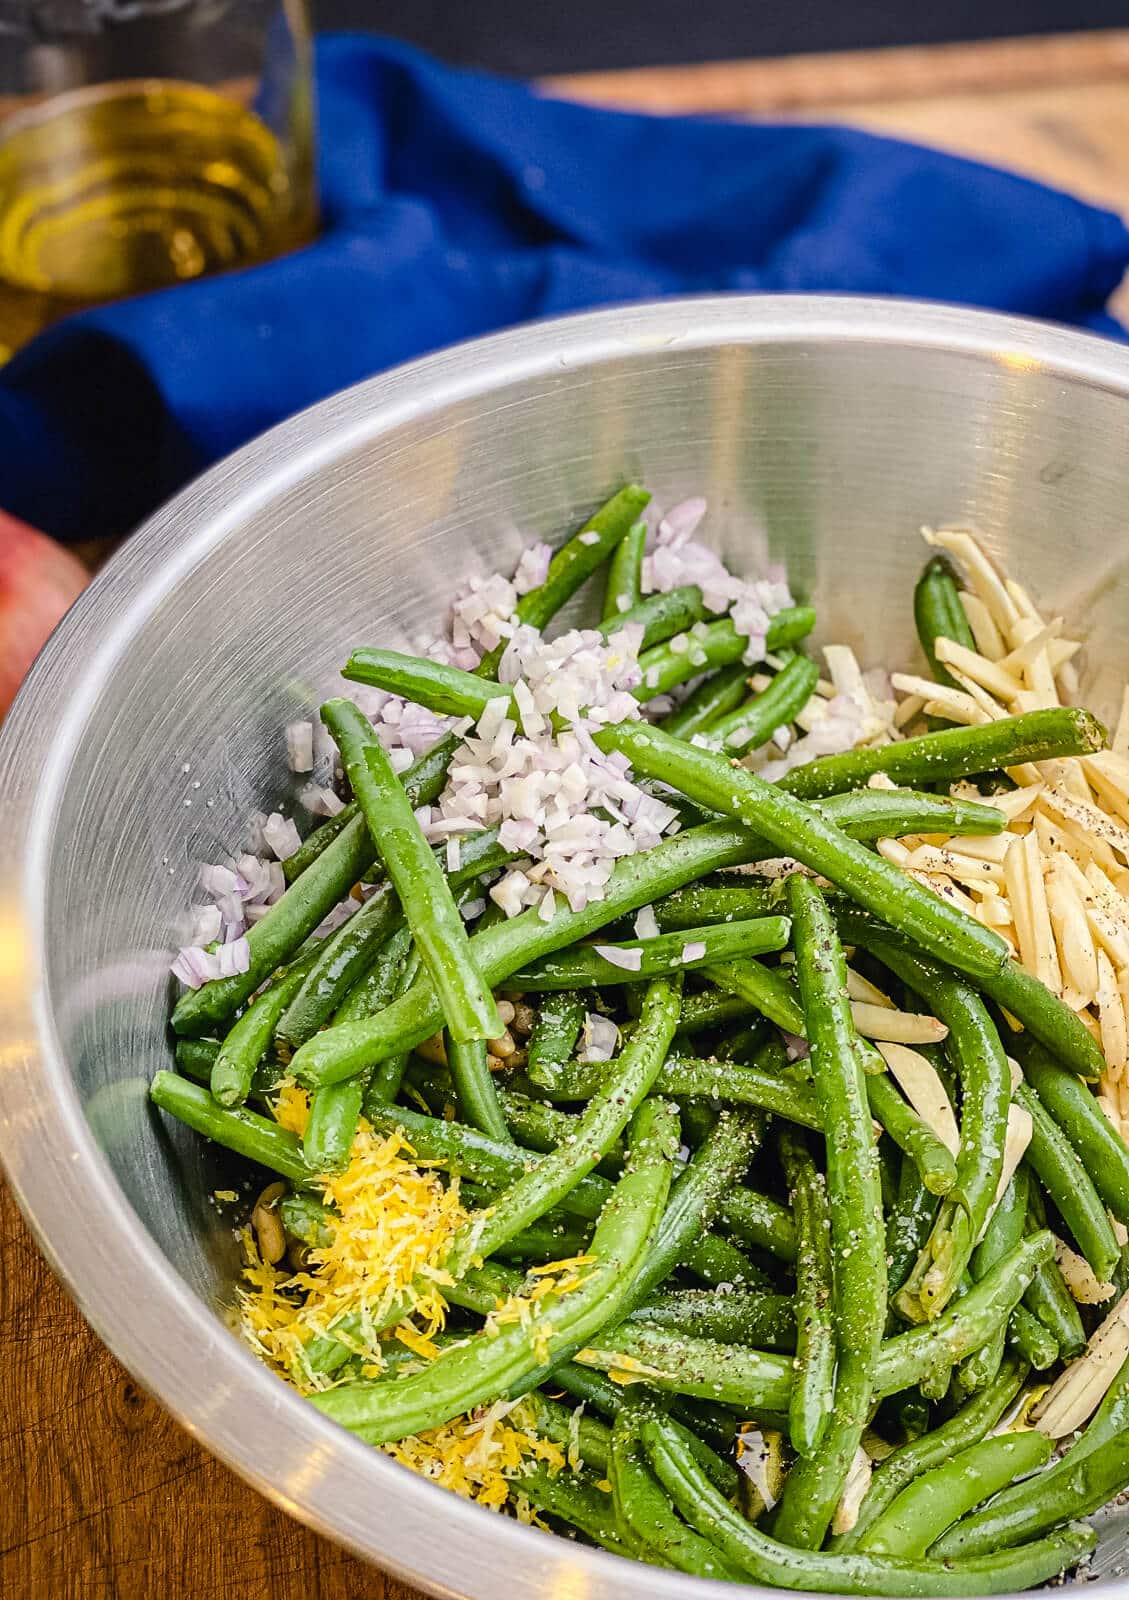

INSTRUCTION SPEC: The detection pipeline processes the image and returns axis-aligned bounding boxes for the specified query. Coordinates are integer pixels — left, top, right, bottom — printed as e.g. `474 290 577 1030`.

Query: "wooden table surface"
6 27 1129 1599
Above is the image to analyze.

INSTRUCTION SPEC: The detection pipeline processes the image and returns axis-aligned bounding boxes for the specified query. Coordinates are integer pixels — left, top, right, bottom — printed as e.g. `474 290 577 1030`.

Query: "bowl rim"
4 293 1129 1599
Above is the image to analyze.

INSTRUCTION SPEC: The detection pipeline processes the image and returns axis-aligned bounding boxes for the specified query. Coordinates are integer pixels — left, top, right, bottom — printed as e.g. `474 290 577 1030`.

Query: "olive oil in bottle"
0 77 315 355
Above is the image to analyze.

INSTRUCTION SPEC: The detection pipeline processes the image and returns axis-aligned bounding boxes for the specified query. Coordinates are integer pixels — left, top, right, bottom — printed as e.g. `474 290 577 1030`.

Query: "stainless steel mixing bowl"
4 295 1129 1598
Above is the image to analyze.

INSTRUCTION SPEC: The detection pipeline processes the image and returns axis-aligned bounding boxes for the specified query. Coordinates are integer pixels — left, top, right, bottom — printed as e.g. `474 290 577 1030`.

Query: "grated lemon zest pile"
237 1081 574 1514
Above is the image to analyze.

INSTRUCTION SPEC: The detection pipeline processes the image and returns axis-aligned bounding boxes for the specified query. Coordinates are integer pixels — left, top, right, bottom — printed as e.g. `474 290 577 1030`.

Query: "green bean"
914 556 977 692
835 1358 1026 1552
600 583 711 651
516 1392 612 1476
494 1212 593 1264
488 1087 625 1179
332 924 412 1026
209 949 322 1105
517 1051 821 1126
836 900 1105 1084
721 1186 798 1263
858 1430 1054 1557
362 945 423 1108
700 958 803 1031
777 707 1106 800
622 1107 763 1313
444 1032 511 1142
780 1128 836 1457
596 721 1011 990
609 1399 744 1580
689 1231 772 1289
149 1071 312 1184
509 916 791 989
550 1362 742 1483
323 698 501 1046
302 1077 365 1173
475 484 650 677
290 819 767 1086
279 827 514 1050
601 517 647 622
959 1170 1029 1394
934 1431 1129 1560
886 1157 940 1297
637 612 817 701
867 1069 958 1197
714 1016 772 1062
309 1096 678 1442
282 803 355 884
512 1463 627 1555
175 1037 221 1081
935 1349 1129 1558
660 662 749 738
1021 1039 1129 1221
629 1287 795 1349
641 1411 1095 1596
344 648 509 717
772 878 886 1549
1016 1081 1120 1283
1022 1177 1086 1357
1007 1306 1058 1370
170 734 460 1035
526 991 586 1081
810 788 1007 845
279 1191 334 1248
675 988 758 1035
707 654 820 753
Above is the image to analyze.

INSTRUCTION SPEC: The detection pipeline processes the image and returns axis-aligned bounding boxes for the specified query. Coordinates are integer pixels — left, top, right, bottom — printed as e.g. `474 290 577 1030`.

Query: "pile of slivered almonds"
151 486 1129 1595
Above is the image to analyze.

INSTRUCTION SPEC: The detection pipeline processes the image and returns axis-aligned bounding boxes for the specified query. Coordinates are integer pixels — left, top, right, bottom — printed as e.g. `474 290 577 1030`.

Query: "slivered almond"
891 672 987 726
978 1102 1033 1241
1024 830 1062 995
1097 949 1129 1079
1041 787 1129 865
1004 577 1045 628
935 637 1024 703
1045 855 1099 1003
850 1004 948 1045
904 842 1005 885
958 589 1007 660
925 528 1020 632
942 833 1013 864
894 694 926 729
1003 835 1038 980
1001 617 1062 675
1055 1238 1116 1305
877 1042 960 1155
1033 1289 1129 1437
846 968 895 1009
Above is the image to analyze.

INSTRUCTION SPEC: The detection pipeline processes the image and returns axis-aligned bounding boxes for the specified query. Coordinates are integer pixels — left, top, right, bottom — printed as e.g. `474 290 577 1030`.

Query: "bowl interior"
7 299 1129 1595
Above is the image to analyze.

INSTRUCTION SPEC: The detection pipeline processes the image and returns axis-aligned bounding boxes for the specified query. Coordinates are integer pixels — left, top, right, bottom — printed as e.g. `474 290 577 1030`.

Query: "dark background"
316 1 1127 76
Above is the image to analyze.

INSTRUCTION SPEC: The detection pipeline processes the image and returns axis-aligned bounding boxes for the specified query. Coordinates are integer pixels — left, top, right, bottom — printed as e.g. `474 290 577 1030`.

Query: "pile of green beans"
153 497 1129 1593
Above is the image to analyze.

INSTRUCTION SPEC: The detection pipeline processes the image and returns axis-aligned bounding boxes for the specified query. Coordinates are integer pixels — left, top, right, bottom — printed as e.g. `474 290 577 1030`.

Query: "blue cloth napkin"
3 33 1128 543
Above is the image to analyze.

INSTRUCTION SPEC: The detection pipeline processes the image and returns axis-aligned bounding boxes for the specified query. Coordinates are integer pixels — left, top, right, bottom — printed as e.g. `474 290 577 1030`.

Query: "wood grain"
0 1180 408 1599
6 26 1129 1598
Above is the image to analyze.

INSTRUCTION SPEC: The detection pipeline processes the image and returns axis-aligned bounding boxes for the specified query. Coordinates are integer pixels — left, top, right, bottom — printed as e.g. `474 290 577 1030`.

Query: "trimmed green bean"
170 734 459 1035
636 612 816 701
601 517 647 622
212 951 327 1104
777 707 1106 800
279 1191 334 1248
707 654 820 753
780 1128 836 1457
1022 1177 1086 1358
1021 1039 1129 1222
867 1069 958 1198
489 1087 624 1179
509 916 791 989
290 820 768 1086
516 1392 611 1476
516 1051 820 1126
835 1358 1025 1552
444 1031 511 1142
959 1170 1029 1394
886 1157 939 1297
721 1185 798 1263
1008 1306 1058 1370
857 1430 1053 1557
595 721 1011 990
660 662 749 739
601 584 711 653
175 1037 221 1081
309 1096 678 1442
475 485 650 677
609 1399 744 1580
629 1287 795 1349
332 924 412 1026
1016 1081 1120 1283
149 1071 312 1184
641 1411 1095 1596
303 1077 365 1173
513 1463 627 1555
935 1349 1129 1558
914 556 977 692
322 698 501 1046
526 991 587 1080
772 877 886 1550
279 826 514 1051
